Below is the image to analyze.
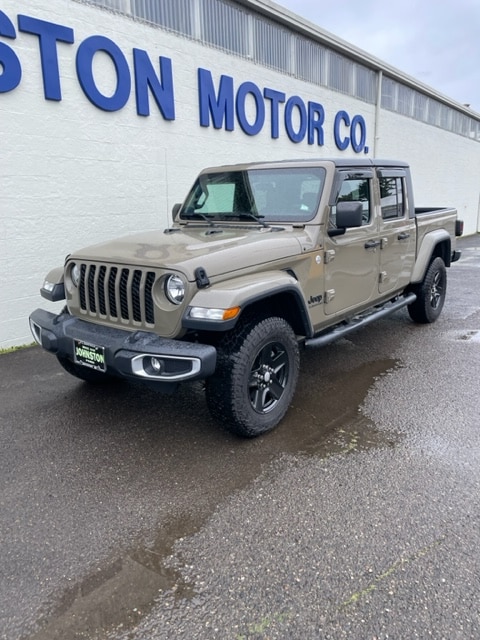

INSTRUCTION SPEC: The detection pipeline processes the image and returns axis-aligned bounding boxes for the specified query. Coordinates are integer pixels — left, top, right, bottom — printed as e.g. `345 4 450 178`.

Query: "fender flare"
411 230 451 283
182 270 311 334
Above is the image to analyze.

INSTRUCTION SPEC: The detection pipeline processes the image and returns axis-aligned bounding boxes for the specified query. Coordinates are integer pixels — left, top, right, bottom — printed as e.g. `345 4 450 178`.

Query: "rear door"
323 170 380 316
377 169 416 294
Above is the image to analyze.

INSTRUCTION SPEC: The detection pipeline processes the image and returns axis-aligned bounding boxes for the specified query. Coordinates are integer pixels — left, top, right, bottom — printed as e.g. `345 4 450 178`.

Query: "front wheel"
408 256 447 323
206 316 300 437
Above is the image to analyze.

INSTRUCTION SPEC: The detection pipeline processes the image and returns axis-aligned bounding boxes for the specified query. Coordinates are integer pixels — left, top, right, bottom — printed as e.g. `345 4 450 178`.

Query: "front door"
324 172 380 316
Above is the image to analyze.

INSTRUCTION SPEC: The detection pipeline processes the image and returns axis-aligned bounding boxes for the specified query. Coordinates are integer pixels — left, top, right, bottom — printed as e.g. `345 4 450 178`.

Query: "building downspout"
374 70 383 157
477 190 480 232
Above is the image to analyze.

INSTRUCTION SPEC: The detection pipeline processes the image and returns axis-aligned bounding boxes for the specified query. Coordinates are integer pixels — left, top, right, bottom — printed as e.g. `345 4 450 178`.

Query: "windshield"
179 167 326 224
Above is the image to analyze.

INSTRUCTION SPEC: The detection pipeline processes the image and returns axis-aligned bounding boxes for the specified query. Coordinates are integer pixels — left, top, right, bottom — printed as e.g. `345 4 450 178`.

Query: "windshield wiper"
235 212 268 227
181 211 216 226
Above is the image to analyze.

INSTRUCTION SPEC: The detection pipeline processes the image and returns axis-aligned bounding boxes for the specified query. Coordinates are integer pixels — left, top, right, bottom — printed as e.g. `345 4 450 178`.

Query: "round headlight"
165 274 185 305
70 263 81 287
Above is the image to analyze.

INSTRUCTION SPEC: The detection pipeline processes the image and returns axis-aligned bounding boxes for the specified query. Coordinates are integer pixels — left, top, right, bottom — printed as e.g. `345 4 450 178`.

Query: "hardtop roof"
199 158 409 172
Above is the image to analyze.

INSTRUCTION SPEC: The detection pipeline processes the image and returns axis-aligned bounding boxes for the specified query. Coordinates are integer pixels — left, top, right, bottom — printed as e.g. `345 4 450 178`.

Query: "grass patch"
0 342 36 355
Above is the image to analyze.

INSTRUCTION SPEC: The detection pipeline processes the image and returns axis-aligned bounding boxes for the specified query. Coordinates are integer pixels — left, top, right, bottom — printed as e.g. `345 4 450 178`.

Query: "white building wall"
376 111 479 228
0 0 478 347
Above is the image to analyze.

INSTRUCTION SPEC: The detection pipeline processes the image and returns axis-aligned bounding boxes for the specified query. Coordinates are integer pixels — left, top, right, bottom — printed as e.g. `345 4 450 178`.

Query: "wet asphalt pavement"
1 235 480 639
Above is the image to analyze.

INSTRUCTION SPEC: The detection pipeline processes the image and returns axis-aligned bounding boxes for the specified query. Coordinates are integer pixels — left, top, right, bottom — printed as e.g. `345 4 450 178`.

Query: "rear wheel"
408 256 447 323
206 316 300 437
56 355 114 384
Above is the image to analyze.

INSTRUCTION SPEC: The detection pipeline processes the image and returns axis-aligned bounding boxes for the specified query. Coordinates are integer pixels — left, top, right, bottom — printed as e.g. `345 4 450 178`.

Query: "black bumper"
29 309 217 387
451 249 462 263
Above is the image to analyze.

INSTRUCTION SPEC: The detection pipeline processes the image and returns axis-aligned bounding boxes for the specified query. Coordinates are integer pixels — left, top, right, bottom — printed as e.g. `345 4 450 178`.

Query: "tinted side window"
331 178 371 226
380 177 405 220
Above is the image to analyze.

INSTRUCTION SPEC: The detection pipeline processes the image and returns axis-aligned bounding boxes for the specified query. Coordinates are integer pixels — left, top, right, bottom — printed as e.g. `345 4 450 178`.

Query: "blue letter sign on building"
76 35 131 111
18 15 74 101
198 68 333 147
133 49 175 119
0 11 22 93
1 9 368 152
198 68 235 131
334 110 368 153
1 9 175 121
236 81 265 136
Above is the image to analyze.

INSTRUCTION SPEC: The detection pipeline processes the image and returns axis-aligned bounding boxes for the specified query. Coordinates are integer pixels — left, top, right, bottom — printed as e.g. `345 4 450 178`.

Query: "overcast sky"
276 0 480 114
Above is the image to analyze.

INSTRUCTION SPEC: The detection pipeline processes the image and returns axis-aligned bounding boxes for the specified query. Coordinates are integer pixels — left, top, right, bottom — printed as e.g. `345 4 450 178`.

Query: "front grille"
78 263 156 325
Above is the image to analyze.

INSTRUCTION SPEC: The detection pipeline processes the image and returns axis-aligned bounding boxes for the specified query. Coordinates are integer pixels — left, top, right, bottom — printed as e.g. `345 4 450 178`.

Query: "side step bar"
304 293 417 349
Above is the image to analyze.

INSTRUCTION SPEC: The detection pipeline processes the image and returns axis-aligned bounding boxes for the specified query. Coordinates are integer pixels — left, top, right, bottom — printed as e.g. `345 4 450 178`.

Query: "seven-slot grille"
78 263 156 325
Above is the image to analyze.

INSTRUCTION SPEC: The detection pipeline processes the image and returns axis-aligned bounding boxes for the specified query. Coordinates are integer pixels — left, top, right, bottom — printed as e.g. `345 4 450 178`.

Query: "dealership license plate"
74 340 106 372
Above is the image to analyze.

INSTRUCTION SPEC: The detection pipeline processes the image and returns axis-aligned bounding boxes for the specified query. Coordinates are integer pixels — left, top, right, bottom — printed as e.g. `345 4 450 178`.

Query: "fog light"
150 356 162 372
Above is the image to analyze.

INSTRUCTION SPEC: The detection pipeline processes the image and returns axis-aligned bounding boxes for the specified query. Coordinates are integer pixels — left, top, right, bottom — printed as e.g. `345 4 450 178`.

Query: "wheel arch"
183 271 313 338
411 230 451 283
238 289 312 337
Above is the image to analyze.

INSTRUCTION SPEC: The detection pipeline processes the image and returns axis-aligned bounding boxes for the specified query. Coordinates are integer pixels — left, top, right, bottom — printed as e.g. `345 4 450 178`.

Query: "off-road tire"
408 256 447 323
56 355 113 383
206 316 300 437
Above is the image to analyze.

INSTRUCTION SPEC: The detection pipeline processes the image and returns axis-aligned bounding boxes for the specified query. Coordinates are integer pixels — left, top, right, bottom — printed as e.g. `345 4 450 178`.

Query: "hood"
70 225 308 280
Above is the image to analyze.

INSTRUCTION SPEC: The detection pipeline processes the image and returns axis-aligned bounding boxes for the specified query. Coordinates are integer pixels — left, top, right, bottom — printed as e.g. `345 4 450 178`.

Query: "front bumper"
29 309 217 386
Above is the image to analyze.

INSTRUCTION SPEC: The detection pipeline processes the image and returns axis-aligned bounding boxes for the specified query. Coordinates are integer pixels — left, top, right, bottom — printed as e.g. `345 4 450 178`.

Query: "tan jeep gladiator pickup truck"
30 159 463 437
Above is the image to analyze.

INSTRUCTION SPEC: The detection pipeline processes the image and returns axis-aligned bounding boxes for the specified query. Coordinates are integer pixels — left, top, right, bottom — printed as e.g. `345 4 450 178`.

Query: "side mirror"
335 201 363 228
328 201 364 237
172 203 182 219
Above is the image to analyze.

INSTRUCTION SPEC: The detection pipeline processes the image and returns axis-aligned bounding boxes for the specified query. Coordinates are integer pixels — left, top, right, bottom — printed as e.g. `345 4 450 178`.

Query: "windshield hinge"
195 267 210 289
324 250 336 264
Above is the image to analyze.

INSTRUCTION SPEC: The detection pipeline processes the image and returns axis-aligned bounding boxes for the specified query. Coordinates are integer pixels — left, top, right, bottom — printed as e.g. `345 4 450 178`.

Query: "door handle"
364 239 381 249
397 232 410 240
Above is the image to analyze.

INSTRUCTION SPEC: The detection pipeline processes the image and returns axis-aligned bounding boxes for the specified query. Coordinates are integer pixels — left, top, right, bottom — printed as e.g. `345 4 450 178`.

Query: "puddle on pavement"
276 356 403 456
452 329 480 342
25 357 403 640
25 516 200 640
